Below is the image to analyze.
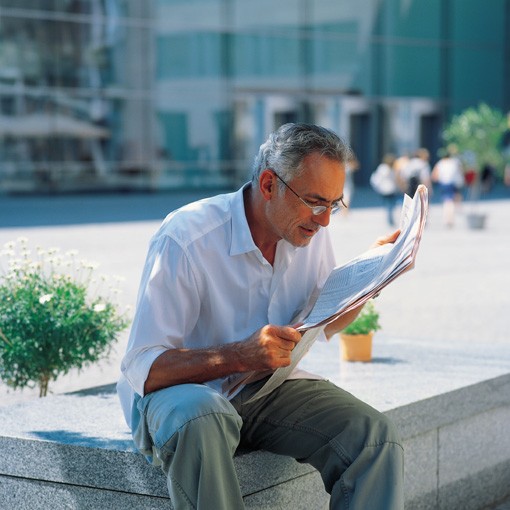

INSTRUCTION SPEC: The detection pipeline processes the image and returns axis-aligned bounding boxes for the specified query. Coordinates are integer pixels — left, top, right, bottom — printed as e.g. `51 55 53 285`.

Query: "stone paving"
1 187 509 408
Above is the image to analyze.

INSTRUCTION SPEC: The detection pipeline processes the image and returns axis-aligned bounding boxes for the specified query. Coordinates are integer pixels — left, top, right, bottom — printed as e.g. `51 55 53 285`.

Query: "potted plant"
441 103 509 229
340 300 381 362
0 237 130 397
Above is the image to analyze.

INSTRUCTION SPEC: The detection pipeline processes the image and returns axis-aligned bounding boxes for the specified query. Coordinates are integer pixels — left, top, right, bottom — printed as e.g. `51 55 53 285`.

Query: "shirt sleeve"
120 234 201 397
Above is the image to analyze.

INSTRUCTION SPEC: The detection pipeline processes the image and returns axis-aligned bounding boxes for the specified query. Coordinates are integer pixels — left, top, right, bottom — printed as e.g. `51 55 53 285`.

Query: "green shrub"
0 238 129 397
342 300 381 335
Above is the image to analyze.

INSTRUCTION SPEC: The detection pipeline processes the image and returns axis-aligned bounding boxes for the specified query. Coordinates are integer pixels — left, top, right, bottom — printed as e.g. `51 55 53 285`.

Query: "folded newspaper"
225 184 429 403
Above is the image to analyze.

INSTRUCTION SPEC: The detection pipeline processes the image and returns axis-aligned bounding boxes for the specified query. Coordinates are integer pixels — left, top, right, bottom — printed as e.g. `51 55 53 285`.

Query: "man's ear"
259 169 275 201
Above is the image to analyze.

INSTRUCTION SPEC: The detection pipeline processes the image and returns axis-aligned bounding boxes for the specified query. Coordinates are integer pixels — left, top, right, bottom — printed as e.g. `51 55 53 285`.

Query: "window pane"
382 44 441 97
448 0 507 113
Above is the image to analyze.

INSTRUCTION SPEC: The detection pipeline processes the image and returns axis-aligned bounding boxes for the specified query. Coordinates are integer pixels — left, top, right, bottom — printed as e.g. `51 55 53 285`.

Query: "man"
401 148 432 197
431 146 464 228
117 123 404 509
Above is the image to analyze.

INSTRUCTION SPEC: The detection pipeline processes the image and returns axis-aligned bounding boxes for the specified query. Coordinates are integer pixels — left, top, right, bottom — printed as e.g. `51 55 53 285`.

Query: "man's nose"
313 209 331 227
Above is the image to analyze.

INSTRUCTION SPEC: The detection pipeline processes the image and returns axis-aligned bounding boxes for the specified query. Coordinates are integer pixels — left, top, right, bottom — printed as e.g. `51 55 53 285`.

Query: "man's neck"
243 184 278 265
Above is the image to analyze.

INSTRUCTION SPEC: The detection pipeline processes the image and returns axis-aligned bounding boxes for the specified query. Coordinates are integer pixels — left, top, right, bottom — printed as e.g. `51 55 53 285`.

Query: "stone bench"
1 374 510 510
0 382 328 509
2 333 510 509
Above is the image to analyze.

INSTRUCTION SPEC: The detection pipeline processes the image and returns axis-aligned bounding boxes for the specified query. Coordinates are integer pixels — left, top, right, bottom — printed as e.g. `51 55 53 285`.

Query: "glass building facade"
0 0 509 192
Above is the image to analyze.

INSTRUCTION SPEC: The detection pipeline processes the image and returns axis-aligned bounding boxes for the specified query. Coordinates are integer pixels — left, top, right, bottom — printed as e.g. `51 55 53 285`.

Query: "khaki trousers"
135 378 404 509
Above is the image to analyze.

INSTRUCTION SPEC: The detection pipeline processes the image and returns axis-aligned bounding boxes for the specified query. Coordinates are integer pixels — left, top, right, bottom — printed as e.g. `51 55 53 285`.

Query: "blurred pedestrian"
341 152 359 215
505 163 510 187
370 153 401 226
401 148 432 197
432 147 465 228
480 163 496 194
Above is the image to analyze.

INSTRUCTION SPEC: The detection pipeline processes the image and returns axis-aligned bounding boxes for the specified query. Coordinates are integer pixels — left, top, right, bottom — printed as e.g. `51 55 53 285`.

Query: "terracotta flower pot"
340 332 373 362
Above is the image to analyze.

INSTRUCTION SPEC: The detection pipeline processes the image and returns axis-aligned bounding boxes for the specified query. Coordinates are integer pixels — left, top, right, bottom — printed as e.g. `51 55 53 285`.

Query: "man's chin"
286 226 318 247
294 234 314 247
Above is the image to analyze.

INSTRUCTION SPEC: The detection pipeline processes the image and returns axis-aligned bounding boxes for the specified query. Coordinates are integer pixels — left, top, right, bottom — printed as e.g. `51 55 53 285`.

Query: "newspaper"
297 184 428 331
227 184 428 404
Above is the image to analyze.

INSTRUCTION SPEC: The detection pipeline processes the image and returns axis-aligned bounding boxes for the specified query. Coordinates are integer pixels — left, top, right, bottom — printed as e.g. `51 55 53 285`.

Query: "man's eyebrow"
306 192 344 204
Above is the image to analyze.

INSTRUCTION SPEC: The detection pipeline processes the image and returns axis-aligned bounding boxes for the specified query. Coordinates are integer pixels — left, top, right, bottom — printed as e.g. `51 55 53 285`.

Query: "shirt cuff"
121 346 168 397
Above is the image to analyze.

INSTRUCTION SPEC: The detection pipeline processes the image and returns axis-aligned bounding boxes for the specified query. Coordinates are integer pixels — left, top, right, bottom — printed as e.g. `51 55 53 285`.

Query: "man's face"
269 153 345 247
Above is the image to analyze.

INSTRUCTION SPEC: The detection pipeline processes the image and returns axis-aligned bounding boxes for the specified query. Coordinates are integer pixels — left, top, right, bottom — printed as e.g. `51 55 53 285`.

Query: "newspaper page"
231 185 428 404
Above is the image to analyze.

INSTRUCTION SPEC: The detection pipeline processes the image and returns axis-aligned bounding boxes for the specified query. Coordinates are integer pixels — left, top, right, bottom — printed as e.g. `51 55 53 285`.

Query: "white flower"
39 294 54 304
80 259 99 271
9 261 22 271
93 303 106 312
53 255 63 266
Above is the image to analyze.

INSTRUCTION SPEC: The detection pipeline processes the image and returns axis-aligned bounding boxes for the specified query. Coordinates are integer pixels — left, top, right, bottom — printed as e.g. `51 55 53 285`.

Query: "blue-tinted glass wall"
0 0 508 192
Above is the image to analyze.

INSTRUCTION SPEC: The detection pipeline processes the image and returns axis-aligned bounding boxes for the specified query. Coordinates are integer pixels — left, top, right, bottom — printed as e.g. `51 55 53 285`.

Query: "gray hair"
251 123 352 187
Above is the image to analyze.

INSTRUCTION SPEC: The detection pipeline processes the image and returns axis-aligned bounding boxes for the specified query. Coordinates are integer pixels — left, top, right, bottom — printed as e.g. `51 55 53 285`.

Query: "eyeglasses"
272 171 347 215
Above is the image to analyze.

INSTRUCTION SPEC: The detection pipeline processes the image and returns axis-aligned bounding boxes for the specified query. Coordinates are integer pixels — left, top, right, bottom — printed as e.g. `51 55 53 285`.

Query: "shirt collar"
230 182 258 257
229 182 299 264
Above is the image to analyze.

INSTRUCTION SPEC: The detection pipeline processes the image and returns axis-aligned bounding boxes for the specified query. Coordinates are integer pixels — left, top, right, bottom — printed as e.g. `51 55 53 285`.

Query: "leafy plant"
342 300 381 335
0 238 130 397
442 103 508 177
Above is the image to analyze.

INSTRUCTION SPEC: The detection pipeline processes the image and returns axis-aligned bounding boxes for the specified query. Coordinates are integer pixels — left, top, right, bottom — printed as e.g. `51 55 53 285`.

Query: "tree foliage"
442 103 508 175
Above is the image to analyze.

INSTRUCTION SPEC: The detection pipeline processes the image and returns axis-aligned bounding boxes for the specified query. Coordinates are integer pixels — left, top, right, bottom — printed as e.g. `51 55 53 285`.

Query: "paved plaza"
1 186 509 408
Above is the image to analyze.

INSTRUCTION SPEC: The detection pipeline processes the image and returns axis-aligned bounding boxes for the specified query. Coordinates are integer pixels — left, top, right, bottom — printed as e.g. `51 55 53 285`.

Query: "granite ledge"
1 373 510 509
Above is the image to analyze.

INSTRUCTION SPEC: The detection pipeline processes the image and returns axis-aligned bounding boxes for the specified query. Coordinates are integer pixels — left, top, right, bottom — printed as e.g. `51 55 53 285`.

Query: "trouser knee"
140 384 243 459
329 405 402 466
366 411 401 447
161 410 242 461
350 408 402 457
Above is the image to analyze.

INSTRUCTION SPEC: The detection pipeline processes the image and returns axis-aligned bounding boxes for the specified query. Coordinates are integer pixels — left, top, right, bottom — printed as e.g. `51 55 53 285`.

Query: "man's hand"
240 325 301 371
143 324 300 395
370 229 400 249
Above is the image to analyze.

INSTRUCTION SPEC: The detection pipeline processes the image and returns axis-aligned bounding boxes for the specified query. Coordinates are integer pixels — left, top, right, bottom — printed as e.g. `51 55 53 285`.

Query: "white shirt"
433 157 463 186
117 184 336 428
370 163 398 195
